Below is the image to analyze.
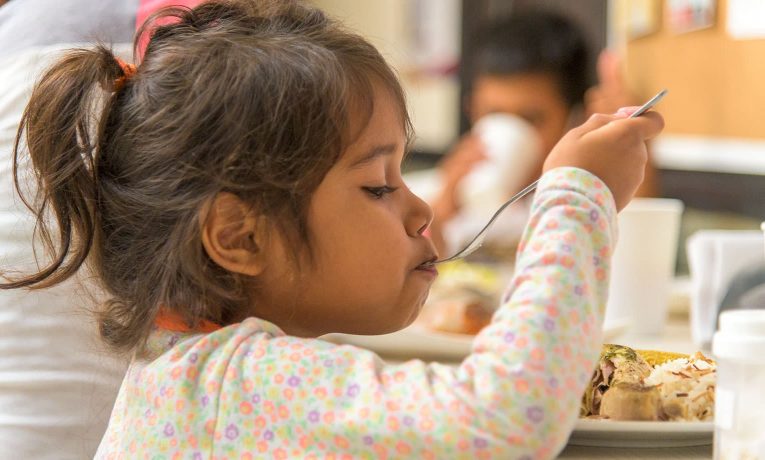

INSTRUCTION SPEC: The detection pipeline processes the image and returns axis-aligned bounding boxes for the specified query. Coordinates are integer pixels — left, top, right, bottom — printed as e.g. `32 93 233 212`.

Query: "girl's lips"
415 257 438 276
415 264 438 276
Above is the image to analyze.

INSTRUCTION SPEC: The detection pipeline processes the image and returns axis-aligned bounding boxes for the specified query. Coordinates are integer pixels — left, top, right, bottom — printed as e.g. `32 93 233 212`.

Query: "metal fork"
429 89 668 265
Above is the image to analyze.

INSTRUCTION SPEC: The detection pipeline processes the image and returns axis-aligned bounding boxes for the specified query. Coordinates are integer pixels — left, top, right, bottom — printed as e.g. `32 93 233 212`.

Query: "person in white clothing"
0 0 136 457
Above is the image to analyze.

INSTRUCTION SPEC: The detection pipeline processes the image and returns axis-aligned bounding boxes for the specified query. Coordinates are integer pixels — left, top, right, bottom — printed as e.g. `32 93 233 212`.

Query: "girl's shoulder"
145 316 372 374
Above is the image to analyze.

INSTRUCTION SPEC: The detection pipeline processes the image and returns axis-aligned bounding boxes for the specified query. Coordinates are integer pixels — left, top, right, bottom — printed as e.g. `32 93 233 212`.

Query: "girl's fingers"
616 106 640 117
577 110 664 142
574 112 625 135
621 111 665 140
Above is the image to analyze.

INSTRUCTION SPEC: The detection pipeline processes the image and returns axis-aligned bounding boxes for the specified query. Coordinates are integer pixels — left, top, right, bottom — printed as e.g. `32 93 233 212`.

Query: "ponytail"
1 46 130 290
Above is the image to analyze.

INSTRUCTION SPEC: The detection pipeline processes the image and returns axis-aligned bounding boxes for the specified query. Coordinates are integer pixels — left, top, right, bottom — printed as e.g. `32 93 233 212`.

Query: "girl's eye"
363 185 398 199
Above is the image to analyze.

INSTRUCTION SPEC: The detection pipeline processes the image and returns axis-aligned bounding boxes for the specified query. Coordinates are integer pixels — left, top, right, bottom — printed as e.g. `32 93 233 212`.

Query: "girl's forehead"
342 143 400 170
338 87 408 166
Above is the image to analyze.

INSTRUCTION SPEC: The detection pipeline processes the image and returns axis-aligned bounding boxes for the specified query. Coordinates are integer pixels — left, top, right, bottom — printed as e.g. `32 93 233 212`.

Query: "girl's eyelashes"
363 185 398 199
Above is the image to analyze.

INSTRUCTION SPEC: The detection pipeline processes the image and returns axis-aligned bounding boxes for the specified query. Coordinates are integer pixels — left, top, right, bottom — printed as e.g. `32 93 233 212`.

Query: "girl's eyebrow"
347 143 397 170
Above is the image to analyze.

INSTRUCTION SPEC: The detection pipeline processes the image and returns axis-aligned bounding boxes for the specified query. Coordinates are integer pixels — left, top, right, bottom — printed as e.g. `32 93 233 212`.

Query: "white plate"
324 319 629 361
323 325 472 361
568 419 713 448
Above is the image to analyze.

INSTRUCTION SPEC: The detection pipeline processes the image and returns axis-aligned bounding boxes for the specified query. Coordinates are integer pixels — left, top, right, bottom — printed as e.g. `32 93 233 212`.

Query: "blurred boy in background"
430 9 656 256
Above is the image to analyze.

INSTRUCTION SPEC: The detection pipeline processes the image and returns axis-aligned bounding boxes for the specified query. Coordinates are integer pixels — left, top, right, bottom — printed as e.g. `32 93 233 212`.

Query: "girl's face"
253 85 438 337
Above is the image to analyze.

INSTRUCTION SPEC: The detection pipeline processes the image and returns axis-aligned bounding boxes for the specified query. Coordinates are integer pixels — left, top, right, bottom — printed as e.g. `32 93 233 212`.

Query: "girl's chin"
345 309 422 336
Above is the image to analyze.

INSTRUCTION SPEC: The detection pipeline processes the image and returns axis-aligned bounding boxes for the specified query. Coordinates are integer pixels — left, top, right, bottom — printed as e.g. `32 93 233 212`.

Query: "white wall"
312 0 461 153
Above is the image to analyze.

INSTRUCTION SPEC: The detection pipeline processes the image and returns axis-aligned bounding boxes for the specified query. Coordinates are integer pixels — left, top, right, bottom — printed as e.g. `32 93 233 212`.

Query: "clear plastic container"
713 309 765 459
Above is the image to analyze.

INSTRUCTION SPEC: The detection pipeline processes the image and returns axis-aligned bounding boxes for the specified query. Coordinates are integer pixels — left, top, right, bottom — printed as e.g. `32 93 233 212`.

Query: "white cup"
605 198 684 335
458 113 541 216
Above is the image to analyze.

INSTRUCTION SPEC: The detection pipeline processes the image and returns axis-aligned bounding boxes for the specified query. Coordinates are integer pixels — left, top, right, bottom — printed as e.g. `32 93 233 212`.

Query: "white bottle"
712 309 765 459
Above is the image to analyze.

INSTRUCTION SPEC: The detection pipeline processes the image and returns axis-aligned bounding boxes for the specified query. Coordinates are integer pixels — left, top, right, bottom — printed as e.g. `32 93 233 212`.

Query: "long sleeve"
96 167 617 460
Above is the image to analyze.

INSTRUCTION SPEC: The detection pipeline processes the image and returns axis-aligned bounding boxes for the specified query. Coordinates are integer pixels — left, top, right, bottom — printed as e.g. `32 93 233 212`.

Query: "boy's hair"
1 0 411 353
470 9 592 108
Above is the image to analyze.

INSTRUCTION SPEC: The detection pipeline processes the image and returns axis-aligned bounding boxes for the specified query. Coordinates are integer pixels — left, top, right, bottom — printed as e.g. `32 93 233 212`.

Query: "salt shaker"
713 309 765 459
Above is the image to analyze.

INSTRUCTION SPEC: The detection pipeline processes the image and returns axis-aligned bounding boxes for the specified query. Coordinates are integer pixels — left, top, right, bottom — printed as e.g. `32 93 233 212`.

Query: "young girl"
2 1 663 458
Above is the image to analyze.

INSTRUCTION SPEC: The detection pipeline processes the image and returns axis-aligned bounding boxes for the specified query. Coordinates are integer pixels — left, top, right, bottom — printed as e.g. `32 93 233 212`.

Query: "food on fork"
581 344 716 422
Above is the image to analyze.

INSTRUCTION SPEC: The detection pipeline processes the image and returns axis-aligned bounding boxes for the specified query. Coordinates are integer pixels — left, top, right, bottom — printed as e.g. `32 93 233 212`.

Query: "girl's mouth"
415 257 438 276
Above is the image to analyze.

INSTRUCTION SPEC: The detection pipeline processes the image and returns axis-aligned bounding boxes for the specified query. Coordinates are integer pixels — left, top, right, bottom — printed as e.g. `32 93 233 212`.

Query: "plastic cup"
605 197 684 335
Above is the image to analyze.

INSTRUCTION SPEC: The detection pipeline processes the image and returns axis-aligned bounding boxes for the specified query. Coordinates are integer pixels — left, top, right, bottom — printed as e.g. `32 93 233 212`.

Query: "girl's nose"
405 186 433 237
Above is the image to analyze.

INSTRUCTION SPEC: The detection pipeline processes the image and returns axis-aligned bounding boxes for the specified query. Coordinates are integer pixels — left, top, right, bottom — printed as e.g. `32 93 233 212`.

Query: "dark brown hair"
1 0 412 354
471 9 591 108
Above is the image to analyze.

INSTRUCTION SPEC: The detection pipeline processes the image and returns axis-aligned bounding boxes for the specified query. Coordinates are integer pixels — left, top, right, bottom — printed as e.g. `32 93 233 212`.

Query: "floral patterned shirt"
95 167 617 459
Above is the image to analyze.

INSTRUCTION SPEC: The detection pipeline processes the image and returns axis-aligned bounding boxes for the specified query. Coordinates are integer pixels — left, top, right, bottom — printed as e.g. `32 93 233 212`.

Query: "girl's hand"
543 110 664 211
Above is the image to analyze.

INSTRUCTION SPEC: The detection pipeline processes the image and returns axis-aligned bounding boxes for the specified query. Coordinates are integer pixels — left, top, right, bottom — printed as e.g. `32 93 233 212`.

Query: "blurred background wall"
609 0 765 218
312 0 462 154
614 0 765 139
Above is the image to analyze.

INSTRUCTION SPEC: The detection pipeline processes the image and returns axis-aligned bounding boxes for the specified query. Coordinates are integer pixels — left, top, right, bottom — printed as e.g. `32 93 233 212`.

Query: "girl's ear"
201 192 269 276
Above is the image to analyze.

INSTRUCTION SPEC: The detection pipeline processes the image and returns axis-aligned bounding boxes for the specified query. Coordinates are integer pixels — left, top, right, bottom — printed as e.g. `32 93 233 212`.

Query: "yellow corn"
636 349 689 367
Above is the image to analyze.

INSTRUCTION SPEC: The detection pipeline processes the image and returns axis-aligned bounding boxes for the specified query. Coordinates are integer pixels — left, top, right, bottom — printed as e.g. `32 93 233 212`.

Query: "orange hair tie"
155 308 222 333
113 57 137 91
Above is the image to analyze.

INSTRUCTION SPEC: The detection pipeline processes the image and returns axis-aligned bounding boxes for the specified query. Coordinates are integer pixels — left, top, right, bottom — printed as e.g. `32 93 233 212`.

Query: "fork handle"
432 179 539 265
